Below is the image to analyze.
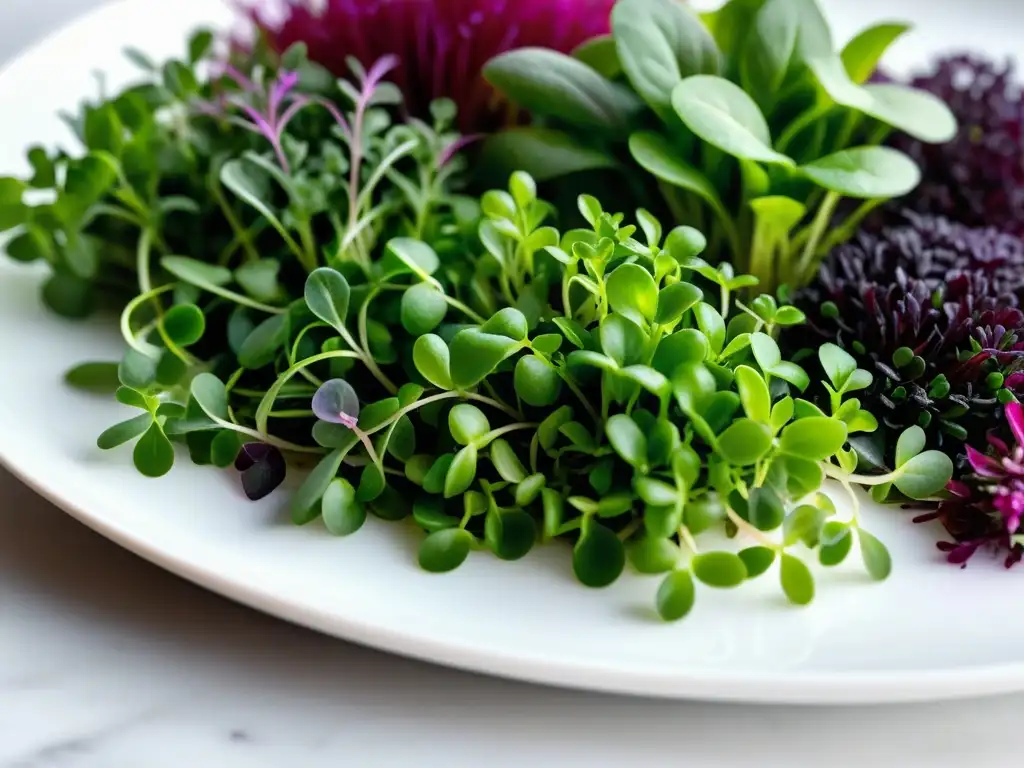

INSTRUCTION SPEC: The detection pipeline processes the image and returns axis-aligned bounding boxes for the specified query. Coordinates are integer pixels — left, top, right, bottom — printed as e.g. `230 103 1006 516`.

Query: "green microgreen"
0 20 946 623
482 0 956 295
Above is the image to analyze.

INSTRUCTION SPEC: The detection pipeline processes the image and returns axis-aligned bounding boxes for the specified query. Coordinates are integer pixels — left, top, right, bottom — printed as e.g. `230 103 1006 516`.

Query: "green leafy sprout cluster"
0 14 956 621
117 167 953 619
483 0 957 295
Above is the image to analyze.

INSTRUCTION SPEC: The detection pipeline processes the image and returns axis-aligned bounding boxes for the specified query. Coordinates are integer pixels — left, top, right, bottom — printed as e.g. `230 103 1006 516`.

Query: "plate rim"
2 0 1024 705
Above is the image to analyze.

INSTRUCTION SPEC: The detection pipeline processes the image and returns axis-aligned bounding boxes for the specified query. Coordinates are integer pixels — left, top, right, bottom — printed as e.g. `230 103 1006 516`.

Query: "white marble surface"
0 1 1022 766
3 465 1023 768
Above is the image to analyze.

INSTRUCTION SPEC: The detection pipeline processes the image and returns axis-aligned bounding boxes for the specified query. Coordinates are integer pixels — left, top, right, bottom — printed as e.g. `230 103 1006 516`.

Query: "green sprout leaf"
716 418 771 465
606 414 648 471
484 47 644 136
750 332 781 371
162 303 205 347
292 450 346 526
893 450 954 500
401 282 448 336
573 522 626 587
304 268 351 334
628 131 727 219
413 334 453 390
779 417 848 460
449 328 522 389
612 0 720 115
672 75 793 165
738 547 776 579
735 365 771 423
515 355 563 406
606 263 659 323
419 528 473 573
66 361 121 394
692 551 747 588
490 438 527 483
780 553 815 606
444 444 478 498
449 404 491 446
382 238 440 280
655 282 703 325
485 509 537 561
322 478 366 536
799 146 921 199
656 569 696 621
862 82 958 144
858 528 892 581
132 422 174 478
629 536 680 574
97 413 153 450
895 425 926 468
841 22 910 84
819 343 857 391
190 373 228 421
819 521 853 567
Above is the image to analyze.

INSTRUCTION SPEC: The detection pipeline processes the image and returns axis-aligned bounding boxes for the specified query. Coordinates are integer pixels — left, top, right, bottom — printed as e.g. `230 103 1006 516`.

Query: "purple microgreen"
234 442 287 501
311 378 360 425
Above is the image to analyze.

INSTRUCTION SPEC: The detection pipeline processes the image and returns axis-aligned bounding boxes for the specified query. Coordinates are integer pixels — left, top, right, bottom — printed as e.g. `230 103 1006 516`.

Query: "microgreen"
482 0 956 294
1 16 948 622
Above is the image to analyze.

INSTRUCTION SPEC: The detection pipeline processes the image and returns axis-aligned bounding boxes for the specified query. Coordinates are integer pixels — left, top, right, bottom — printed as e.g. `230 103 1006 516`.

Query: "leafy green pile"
0 11 956 620
482 0 956 294
216 177 953 619
0 36 474 477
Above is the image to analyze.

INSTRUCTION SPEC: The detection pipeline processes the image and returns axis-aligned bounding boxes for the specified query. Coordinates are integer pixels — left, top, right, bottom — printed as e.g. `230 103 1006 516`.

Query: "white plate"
2 0 1023 705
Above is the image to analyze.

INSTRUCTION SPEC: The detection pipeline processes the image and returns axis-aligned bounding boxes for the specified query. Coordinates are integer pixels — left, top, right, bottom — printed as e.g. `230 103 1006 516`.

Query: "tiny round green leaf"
779 417 848 460
629 537 680 575
893 450 953 500
322 478 366 536
606 262 659 322
780 553 815 606
692 551 747 588
716 419 772 465
412 334 453 390
401 282 448 336
656 569 696 622
444 444 478 498
858 528 892 581
606 414 648 470
485 509 537 561
418 528 473 573
573 522 626 588
514 355 563 407
449 404 490 446
738 547 776 579
490 438 527 483
162 303 205 346
819 521 853 566
132 422 174 478
304 267 351 333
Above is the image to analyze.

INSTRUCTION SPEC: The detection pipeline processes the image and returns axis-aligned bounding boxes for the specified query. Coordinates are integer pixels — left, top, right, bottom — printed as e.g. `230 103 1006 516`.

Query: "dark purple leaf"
235 442 287 501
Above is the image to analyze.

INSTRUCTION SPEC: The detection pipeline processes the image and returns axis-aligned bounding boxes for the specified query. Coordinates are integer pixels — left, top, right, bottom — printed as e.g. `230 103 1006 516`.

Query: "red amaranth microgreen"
917 402 1024 568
